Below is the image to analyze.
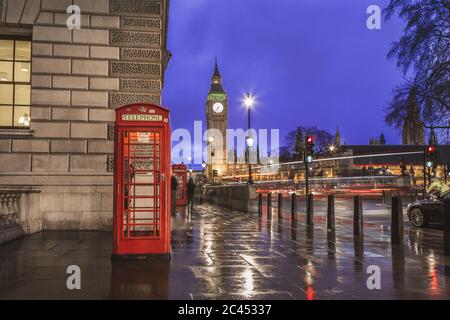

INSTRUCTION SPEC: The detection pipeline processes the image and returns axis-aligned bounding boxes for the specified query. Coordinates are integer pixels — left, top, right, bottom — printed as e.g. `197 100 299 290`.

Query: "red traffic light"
427 145 436 154
306 135 314 144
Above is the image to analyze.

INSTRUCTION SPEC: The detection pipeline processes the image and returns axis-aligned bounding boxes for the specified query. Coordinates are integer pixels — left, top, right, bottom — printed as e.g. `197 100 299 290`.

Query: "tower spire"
335 126 341 147
213 56 221 77
210 56 225 93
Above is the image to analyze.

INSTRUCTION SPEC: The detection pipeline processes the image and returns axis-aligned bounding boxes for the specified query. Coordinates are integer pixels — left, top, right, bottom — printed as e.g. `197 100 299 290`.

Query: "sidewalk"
0 203 449 299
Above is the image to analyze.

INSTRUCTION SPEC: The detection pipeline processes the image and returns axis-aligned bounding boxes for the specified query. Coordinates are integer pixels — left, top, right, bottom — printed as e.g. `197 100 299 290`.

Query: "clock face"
212 102 224 113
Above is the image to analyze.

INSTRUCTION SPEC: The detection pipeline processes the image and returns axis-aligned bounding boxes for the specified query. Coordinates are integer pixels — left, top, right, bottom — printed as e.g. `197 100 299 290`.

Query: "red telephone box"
172 164 188 206
113 103 171 259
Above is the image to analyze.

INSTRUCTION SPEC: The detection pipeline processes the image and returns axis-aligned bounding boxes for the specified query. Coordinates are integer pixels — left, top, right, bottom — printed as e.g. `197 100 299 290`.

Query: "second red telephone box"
113 103 171 259
172 164 188 206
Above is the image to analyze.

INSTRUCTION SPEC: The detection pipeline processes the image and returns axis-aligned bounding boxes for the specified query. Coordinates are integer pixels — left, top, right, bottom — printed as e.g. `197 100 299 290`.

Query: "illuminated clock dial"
212 102 224 113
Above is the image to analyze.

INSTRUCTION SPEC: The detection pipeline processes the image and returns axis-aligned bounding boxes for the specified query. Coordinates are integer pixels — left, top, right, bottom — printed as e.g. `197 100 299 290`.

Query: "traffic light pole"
423 149 427 197
304 150 309 197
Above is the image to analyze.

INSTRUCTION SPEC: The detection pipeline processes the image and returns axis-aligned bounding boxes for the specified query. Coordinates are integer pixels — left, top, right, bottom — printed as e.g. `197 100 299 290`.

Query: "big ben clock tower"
206 59 228 180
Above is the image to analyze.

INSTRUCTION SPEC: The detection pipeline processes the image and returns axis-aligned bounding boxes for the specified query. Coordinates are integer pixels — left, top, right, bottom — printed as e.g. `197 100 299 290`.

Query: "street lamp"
244 94 254 109
244 93 255 185
202 162 206 183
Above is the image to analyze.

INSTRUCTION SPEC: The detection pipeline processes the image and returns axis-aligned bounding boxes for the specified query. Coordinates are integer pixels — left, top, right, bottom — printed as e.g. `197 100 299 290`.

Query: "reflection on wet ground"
0 203 450 299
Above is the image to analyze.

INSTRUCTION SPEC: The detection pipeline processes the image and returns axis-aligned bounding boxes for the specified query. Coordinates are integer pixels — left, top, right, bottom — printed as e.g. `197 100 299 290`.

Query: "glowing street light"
246 136 254 147
244 93 255 109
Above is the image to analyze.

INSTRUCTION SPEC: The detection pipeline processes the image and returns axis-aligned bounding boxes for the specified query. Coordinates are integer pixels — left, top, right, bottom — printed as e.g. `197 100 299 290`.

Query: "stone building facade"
0 0 170 242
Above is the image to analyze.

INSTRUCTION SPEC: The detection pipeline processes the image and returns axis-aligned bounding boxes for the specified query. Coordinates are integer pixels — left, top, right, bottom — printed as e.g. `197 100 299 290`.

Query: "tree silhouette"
283 126 334 159
384 0 449 141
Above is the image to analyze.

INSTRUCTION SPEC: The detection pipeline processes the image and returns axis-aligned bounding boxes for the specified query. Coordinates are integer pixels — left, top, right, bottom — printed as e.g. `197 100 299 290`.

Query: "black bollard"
353 195 363 236
258 193 263 216
306 193 314 225
278 193 283 219
391 196 403 246
291 193 297 221
444 198 450 256
267 192 272 219
327 194 335 232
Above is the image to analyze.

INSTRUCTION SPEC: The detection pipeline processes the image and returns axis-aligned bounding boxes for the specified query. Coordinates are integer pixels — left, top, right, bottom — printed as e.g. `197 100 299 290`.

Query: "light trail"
222 151 424 178
223 175 399 185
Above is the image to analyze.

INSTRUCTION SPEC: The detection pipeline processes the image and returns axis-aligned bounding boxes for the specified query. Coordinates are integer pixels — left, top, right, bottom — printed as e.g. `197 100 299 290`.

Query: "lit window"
0 39 31 127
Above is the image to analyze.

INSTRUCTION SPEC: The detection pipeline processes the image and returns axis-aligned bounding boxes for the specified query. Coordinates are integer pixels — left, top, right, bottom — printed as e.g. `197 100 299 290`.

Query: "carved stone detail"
0 0 4 22
121 48 161 61
0 193 20 227
110 61 161 78
120 79 161 92
110 0 162 16
121 17 161 30
107 154 114 172
107 123 115 140
110 93 161 109
110 30 161 47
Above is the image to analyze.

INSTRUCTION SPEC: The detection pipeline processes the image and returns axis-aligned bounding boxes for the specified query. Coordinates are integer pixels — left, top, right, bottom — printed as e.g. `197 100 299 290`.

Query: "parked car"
407 193 450 227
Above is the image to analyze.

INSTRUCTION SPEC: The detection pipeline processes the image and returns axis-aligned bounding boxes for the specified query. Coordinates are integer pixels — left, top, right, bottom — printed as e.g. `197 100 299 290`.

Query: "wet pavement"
1 202 450 300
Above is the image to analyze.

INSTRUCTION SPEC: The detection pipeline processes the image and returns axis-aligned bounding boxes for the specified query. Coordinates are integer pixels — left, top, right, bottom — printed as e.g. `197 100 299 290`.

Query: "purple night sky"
163 0 406 148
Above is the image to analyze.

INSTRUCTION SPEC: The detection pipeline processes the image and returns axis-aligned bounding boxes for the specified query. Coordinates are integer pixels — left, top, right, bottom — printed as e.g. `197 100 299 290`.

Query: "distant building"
341 144 450 185
402 89 425 145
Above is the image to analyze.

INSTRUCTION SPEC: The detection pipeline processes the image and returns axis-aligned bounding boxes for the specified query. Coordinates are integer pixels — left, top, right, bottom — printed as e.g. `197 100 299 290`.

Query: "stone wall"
204 185 259 214
0 0 170 233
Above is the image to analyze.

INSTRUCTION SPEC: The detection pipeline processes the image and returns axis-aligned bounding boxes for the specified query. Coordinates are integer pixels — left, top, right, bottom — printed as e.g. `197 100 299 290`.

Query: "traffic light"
305 135 315 163
425 145 437 168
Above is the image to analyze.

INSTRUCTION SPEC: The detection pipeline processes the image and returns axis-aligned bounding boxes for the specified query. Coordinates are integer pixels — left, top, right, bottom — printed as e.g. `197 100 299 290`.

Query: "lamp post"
246 135 254 184
328 145 336 178
202 162 206 184
244 93 255 185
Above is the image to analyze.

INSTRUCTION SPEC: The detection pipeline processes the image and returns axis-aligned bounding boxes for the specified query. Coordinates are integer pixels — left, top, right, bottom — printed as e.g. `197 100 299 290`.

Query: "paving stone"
1 203 450 299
